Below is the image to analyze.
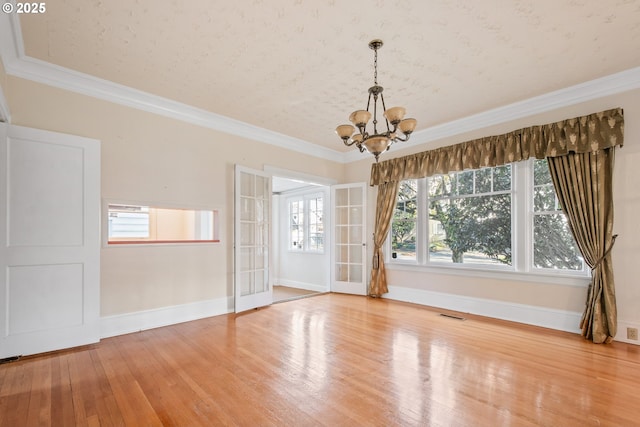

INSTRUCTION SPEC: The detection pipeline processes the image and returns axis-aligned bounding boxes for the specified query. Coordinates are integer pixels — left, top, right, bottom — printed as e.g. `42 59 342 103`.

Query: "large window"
389 159 586 275
288 193 324 252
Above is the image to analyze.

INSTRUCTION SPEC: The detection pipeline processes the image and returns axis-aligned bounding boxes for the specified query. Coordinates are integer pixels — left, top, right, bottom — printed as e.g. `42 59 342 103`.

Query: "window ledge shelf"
385 262 590 287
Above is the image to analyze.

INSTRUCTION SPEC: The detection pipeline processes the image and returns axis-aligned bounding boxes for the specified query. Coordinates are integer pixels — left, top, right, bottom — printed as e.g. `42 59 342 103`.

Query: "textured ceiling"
18 0 640 152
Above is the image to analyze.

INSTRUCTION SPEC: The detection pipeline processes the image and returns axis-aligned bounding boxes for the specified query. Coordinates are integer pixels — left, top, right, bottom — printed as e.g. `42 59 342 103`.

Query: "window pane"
475 168 492 193
428 175 444 198
108 206 149 238
533 160 559 212
534 159 552 186
457 171 474 195
493 165 511 191
429 194 511 265
534 184 557 212
349 187 363 205
308 196 324 251
391 180 417 261
289 199 304 250
533 213 583 270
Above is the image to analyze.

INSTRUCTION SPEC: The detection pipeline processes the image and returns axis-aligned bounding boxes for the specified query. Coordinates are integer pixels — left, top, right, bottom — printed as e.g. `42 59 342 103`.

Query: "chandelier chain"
373 47 378 85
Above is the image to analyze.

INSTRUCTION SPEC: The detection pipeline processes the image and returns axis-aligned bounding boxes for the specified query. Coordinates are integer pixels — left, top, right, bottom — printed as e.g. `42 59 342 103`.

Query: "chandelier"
336 39 417 162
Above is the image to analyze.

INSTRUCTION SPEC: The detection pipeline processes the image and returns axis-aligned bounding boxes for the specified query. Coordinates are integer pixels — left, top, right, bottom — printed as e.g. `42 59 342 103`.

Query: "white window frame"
286 192 325 254
386 159 590 286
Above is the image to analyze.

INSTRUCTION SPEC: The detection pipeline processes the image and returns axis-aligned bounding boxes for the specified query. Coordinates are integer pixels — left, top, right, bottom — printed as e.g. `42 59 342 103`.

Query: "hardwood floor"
272 285 321 303
1 293 639 426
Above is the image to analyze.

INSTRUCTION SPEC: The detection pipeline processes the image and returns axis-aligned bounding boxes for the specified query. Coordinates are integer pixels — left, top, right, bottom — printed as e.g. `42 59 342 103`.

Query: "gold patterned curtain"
368 108 624 342
369 182 400 297
548 150 617 343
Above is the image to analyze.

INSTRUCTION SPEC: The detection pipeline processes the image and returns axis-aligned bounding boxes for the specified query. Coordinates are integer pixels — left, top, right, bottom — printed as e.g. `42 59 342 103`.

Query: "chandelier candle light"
336 39 417 162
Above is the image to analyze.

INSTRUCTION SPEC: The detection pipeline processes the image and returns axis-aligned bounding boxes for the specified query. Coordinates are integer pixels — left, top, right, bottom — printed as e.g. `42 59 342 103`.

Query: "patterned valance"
370 108 624 185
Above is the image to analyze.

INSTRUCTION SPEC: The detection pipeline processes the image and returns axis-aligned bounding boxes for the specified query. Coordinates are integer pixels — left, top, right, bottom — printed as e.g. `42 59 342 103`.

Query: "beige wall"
4 69 639 334
345 89 640 328
5 75 344 316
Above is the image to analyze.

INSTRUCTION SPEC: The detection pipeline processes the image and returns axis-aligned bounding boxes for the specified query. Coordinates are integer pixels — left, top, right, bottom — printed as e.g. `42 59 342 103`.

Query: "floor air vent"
439 313 466 321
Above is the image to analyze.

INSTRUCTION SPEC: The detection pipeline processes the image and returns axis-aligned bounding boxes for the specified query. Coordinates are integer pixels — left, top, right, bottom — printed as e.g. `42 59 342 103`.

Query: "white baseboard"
100 296 233 339
385 285 583 334
276 279 328 293
615 320 640 345
99 288 637 346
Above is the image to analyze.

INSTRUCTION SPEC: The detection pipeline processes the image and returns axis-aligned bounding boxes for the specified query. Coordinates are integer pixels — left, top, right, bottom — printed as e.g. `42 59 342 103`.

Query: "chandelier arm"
389 122 399 136
392 134 411 142
342 139 359 147
365 92 373 134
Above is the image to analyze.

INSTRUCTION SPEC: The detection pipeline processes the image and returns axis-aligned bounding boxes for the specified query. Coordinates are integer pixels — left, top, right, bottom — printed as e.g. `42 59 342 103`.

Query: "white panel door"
0 123 100 358
234 165 272 312
331 183 367 295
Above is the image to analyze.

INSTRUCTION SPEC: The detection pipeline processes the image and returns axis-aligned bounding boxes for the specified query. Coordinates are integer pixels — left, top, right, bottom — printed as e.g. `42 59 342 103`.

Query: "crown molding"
0 12 19 123
0 12 347 163
2 11 640 164
343 66 640 163
5 55 347 163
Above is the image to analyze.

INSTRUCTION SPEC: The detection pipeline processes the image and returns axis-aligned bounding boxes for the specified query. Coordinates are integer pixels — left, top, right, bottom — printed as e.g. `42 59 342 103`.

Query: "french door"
331 183 367 295
234 166 272 312
0 123 100 358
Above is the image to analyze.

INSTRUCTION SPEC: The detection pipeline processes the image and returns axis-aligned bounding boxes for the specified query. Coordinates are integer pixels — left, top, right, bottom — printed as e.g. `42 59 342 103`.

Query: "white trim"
100 296 233 339
276 279 328 294
0 12 18 123
384 285 582 334
615 320 640 346
0 80 10 123
0 12 23 62
386 262 590 288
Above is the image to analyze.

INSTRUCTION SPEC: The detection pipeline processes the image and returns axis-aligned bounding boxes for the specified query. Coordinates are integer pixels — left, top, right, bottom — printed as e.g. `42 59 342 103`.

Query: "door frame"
265 166 336 294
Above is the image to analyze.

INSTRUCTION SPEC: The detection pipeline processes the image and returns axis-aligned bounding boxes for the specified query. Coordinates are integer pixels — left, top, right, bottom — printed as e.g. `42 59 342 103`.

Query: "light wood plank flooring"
1 293 639 426
273 285 321 303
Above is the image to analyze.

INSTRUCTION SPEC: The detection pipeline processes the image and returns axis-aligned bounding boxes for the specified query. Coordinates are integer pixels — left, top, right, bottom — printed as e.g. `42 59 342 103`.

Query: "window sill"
385 261 590 287
106 240 221 247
